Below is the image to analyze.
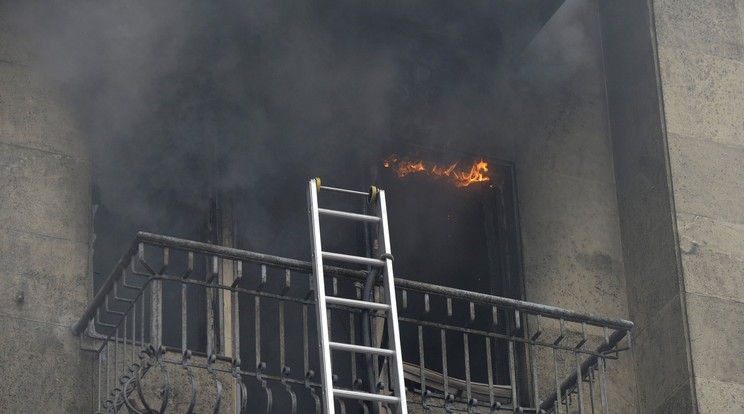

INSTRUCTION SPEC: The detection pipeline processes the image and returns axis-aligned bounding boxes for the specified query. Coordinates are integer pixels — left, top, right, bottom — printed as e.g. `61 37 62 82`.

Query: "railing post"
150 278 162 346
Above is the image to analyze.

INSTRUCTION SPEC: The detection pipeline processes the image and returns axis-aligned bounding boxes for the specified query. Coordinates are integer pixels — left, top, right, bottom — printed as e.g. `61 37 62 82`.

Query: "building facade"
1 0 742 412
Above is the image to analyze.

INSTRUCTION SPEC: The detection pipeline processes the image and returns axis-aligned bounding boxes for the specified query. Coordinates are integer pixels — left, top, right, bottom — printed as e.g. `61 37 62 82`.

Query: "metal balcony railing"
74 232 633 414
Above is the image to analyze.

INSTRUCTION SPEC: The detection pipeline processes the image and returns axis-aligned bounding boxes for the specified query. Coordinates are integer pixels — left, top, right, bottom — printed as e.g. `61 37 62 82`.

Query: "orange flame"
383 155 490 187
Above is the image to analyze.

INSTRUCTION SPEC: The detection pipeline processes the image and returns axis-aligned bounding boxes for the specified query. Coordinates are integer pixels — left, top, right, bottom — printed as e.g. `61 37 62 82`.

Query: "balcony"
74 232 632 414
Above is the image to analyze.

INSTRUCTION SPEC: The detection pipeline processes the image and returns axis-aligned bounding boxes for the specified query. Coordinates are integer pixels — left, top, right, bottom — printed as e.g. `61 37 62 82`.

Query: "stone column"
0 3 94 412
654 0 744 412
602 0 744 412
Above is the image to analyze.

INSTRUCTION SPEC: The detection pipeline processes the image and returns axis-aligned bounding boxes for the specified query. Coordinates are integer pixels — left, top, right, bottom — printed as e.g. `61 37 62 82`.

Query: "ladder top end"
313 177 321 194
367 185 378 205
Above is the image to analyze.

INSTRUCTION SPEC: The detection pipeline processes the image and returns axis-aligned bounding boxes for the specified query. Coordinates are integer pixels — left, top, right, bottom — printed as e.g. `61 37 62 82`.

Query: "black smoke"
9 0 550 263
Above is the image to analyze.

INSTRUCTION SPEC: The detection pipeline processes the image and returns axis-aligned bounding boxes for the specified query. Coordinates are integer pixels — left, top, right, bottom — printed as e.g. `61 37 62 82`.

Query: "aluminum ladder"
307 178 408 414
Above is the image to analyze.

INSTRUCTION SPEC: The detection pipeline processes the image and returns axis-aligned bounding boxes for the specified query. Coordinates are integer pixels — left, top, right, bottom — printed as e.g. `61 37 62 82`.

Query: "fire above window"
375 151 514 298
382 154 493 188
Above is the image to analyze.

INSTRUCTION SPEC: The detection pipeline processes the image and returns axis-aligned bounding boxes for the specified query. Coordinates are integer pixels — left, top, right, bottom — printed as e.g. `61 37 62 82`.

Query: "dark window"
373 144 524 386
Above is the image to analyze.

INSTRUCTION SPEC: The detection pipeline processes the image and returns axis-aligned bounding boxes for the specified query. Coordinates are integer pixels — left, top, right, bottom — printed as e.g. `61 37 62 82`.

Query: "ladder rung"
326 296 391 311
319 185 369 196
329 341 395 356
322 251 385 267
333 388 401 404
318 208 381 223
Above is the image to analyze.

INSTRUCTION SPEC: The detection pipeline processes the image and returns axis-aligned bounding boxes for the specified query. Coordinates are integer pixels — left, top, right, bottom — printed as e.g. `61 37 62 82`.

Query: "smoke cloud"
8 0 589 265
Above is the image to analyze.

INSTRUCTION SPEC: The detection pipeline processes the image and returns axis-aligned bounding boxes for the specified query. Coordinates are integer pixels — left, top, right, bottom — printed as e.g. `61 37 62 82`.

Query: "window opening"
372 143 524 389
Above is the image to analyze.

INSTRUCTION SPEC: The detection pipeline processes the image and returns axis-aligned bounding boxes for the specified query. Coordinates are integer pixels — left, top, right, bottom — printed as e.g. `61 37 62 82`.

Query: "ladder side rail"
307 180 336 414
377 189 409 414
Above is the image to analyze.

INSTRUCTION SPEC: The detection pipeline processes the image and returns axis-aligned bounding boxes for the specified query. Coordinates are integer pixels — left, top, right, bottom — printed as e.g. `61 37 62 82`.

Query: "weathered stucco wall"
601 0 744 412
599 1 696 412
512 0 636 411
0 4 93 412
516 0 628 321
654 0 744 412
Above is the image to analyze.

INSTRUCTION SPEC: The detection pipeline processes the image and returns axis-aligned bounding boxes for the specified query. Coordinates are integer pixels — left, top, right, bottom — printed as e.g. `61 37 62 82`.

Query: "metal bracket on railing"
181 350 197 414
305 369 322 414
232 357 249 414
444 392 455 413
352 379 370 414
420 390 434 414
256 361 273 413
207 354 223 414
281 366 298 414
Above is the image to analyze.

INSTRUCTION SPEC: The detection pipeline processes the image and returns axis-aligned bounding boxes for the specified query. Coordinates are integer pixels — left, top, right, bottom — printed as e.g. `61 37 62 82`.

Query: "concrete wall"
515 0 628 321
599 1 697 412
602 0 744 412
511 0 637 411
653 0 744 412
0 4 93 412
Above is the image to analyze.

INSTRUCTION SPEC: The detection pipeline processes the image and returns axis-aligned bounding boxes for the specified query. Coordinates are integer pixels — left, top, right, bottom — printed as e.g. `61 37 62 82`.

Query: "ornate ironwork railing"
74 232 633 414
